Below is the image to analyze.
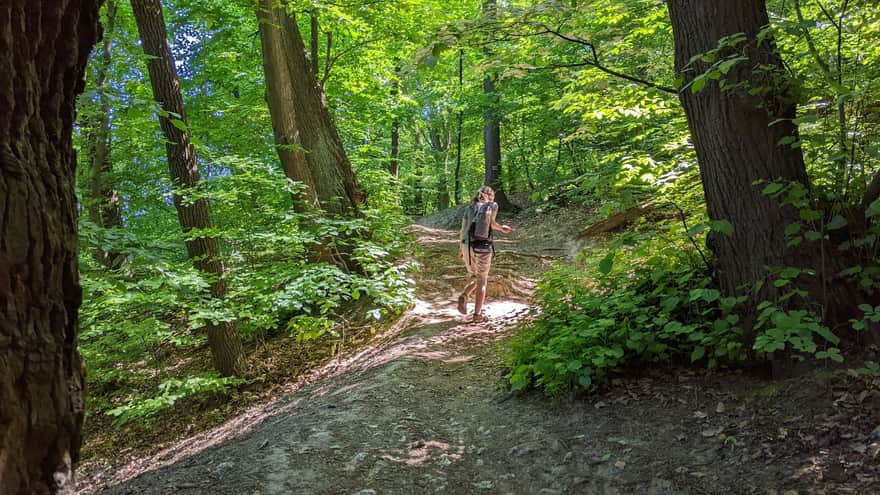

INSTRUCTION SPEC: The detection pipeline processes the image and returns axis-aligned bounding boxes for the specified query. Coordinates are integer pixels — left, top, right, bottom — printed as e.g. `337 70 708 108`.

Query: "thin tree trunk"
389 66 400 180
429 125 451 210
414 129 425 215
0 2 101 492
482 0 513 210
85 0 124 268
131 0 245 377
309 8 319 76
439 131 452 209
454 49 463 205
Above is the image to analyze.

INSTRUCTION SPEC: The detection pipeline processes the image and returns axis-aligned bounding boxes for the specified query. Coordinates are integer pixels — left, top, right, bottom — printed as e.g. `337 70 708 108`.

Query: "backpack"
467 201 494 253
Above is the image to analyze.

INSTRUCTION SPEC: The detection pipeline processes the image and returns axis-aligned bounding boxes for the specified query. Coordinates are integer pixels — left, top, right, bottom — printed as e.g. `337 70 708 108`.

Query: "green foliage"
506 223 747 396
752 302 841 361
107 374 246 425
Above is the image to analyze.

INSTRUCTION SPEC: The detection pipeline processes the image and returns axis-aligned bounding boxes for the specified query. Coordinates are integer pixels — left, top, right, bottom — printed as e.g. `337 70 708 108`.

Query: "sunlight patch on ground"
412 297 529 320
442 355 475 363
381 440 465 466
482 301 529 319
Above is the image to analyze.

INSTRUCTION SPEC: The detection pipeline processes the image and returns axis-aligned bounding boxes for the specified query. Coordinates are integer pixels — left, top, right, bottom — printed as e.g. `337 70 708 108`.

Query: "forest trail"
78 213 879 495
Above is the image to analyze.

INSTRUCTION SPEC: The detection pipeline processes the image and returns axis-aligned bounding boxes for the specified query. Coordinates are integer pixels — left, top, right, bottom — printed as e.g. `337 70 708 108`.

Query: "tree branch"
528 62 677 94
321 36 384 88
794 0 833 80
533 24 678 94
814 0 840 30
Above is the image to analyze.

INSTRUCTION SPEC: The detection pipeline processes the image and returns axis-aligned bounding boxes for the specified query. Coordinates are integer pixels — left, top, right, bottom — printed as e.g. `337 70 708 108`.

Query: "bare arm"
458 215 468 257
490 210 514 234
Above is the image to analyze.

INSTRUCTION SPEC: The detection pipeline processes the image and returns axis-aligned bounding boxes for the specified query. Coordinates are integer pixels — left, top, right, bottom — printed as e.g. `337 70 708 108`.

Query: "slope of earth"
77 205 880 494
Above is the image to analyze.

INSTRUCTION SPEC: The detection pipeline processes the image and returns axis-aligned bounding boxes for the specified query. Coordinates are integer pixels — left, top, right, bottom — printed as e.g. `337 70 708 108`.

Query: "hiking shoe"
472 313 486 323
457 294 467 314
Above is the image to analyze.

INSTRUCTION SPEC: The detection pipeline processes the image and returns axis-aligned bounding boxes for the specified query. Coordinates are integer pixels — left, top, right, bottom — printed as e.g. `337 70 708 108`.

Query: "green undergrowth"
505 219 746 395
79 206 416 425
504 192 877 396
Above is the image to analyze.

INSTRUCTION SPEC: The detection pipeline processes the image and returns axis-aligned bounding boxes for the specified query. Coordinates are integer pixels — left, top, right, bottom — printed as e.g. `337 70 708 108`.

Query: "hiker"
457 185 514 322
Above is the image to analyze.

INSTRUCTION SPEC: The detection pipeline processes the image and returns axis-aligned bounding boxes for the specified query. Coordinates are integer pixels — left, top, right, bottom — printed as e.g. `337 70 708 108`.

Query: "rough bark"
256 1 363 216
667 0 811 293
85 0 124 268
255 0 318 210
482 0 513 211
0 1 101 493
130 0 245 377
667 0 866 332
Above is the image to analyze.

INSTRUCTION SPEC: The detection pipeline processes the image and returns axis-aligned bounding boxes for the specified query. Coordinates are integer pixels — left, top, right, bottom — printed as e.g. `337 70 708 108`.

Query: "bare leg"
462 278 477 297
473 271 488 316
458 277 477 314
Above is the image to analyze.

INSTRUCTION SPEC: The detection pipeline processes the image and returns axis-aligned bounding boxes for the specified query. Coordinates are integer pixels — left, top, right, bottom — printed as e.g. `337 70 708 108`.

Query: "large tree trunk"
0 2 101 493
85 0 124 268
666 0 868 334
255 0 363 216
482 0 513 210
131 0 245 377
255 0 318 210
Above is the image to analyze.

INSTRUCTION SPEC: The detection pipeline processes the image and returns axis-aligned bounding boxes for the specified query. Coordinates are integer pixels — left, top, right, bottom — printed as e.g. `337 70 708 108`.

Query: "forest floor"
76 204 880 495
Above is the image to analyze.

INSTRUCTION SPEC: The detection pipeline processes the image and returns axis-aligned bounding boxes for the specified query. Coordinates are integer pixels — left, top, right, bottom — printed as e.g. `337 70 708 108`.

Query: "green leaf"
826 215 847 230
690 75 707 93
709 219 733 237
691 346 706 362
578 374 593 388
169 118 188 131
598 255 614 275
812 326 840 345
687 223 708 237
805 230 822 241
762 183 783 195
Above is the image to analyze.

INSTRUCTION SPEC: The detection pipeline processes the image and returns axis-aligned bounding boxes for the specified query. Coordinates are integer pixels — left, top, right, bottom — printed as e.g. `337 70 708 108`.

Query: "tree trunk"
668 0 811 299
0 2 101 493
256 1 363 216
389 66 400 181
255 0 318 210
454 49 463 205
85 0 124 268
429 126 451 210
666 0 872 340
413 130 425 215
131 0 245 377
482 0 513 210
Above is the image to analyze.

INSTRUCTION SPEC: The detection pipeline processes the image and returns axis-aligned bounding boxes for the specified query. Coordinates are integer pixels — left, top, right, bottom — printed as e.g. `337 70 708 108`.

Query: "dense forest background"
2 0 879 492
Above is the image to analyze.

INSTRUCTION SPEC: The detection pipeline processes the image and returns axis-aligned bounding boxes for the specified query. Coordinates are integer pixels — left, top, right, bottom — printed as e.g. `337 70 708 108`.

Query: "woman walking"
457 186 514 322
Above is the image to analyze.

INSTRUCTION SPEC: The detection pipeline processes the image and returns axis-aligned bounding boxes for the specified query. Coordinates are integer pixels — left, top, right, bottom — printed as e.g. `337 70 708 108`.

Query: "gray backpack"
467 201 494 254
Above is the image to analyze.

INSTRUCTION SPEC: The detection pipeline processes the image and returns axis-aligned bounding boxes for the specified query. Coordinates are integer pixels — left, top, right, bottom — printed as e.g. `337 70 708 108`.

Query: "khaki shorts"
465 249 493 284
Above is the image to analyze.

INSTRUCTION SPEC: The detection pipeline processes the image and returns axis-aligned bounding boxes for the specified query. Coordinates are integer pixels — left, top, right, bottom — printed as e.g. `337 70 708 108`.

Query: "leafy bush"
506 229 747 395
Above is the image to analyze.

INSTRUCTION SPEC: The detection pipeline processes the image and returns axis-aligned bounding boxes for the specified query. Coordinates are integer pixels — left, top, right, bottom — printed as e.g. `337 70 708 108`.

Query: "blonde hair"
471 185 494 205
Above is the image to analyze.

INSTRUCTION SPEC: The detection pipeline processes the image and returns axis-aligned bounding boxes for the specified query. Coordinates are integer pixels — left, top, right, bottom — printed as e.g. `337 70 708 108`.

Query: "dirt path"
77 222 880 495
